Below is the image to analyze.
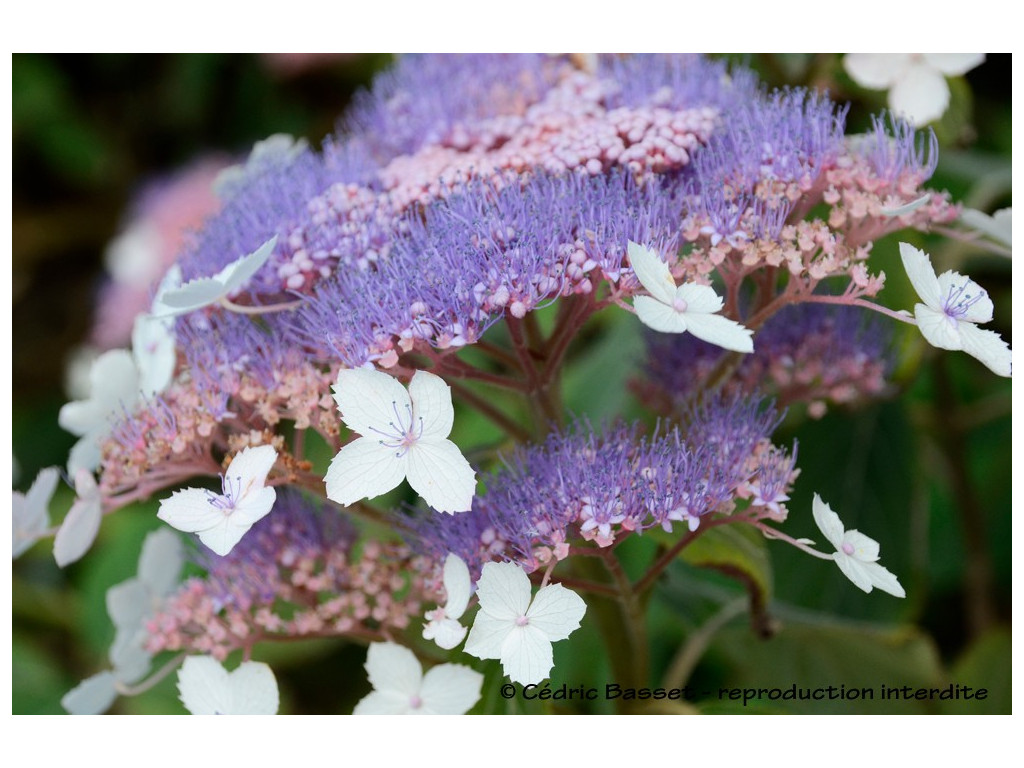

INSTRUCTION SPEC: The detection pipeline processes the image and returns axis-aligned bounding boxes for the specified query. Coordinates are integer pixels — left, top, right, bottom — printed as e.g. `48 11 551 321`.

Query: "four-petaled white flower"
899 242 1011 377
13 466 59 558
423 553 473 649
157 445 278 556
59 349 142 475
464 561 587 685
353 642 483 715
812 494 905 598
325 368 476 514
844 53 985 127
627 241 754 353
153 235 277 317
177 656 279 715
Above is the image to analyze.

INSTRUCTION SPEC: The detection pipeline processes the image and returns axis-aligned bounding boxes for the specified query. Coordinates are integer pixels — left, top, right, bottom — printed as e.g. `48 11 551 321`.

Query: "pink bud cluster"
146 541 435 660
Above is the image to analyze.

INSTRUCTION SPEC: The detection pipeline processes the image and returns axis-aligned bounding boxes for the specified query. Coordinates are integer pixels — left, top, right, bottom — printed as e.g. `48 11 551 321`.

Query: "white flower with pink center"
325 368 476 513
627 240 754 353
354 642 482 715
177 656 279 715
423 553 473 649
464 561 586 685
812 494 904 597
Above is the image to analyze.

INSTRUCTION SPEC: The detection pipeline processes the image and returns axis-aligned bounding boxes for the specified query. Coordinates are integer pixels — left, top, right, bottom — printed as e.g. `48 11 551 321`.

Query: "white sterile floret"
353 642 483 715
627 241 754 353
325 368 476 514
59 349 142 474
53 469 103 567
960 208 1012 250
899 242 1011 377
844 53 985 126
13 466 59 558
177 656 279 715
62 529 185 714
422 553 473 649
464 561 587 686
153 235 277 317
157 445 278 556
812 494 905 598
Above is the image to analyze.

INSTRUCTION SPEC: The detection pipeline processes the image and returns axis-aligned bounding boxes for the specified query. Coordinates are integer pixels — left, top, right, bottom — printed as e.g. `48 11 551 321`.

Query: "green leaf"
675 523 773 635
704 617 945 713
939 626 1011 714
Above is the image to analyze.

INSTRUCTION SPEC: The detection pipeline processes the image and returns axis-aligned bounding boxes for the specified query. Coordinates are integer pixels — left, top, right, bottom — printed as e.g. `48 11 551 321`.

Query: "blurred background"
11 53 1011 714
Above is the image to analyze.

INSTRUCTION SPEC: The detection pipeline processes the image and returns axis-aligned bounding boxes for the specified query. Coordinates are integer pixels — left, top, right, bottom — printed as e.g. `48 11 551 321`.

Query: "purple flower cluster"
410 397 791 572
639 303 894 416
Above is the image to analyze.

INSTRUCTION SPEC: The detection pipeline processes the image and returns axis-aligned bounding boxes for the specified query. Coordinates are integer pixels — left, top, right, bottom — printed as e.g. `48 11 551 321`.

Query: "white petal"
58 400 106 437
13 467 59 558
54 493 102 567
195 488 275 557
155 277 227 315
66 435 103 476
132 314 176 396
177 656 231 715
62 672 118 715
961 208 1012 248
899 242 942 309
353 689 414 715
110 629 151 685
834 552 876 593
475 561 532 620
150 264 183 317
922 53 984 76
408 370 455 439
363 642 423 697
842 529 881 562
915 304 963 350
939 271 994 324
627 241 677 304
860 561 906 598
675 283 724 314
442 553 472 619
634 295 688 333
889 63 949 126
957 322 1012 377
157 488 225 534
324 437 407 506
844 53 909 89
525 583 587 641
500 625 554 685
106 579 148 630
881 193 931 217
464 610 514 660
405 438 476 513
225 445 279 503
227 661 279 714
137 528 185 597
333 367 412 436
423 617 468 650
217 236 277 294
811 494 846 551
419 663 483 714
683 313 755 353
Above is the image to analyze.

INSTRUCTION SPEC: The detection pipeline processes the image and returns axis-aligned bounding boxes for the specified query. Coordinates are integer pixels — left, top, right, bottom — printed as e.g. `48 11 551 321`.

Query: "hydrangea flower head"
899 242 1011 377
